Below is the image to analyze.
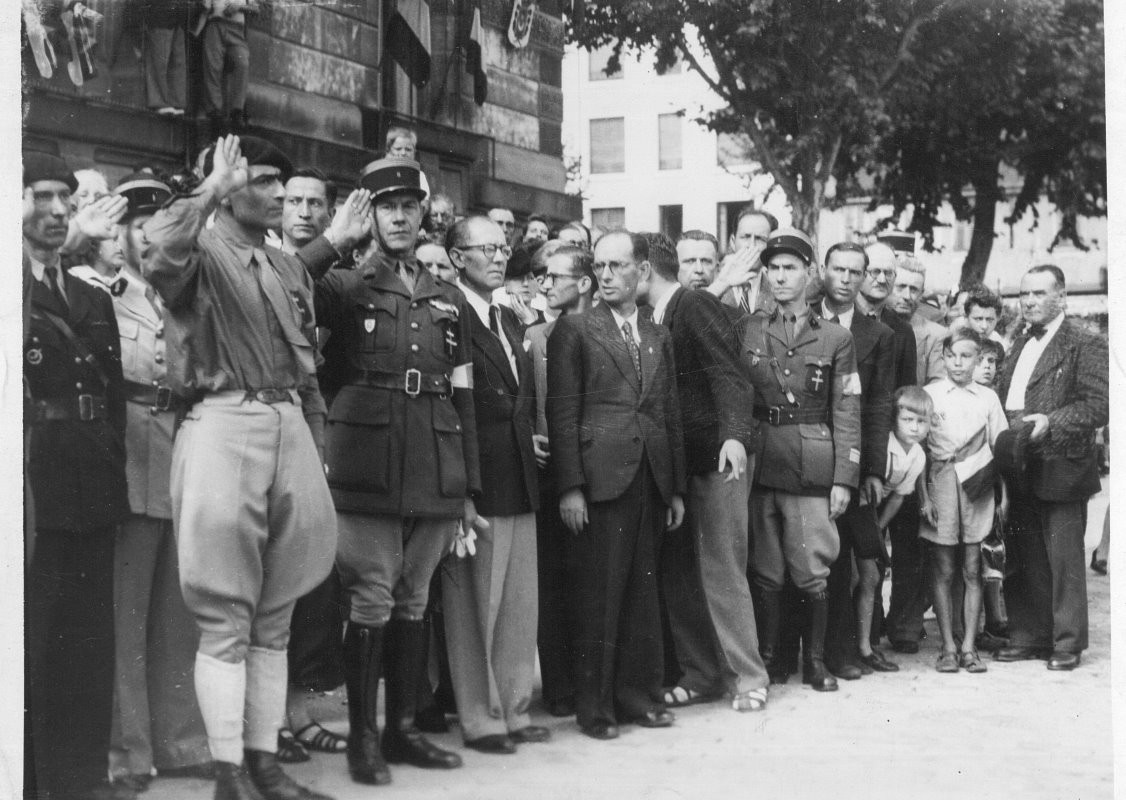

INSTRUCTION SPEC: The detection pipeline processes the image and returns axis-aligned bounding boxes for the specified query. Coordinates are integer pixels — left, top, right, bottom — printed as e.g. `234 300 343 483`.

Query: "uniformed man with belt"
314 157 480 785
24 149 133 800
144 135 337 800
742 228 862 693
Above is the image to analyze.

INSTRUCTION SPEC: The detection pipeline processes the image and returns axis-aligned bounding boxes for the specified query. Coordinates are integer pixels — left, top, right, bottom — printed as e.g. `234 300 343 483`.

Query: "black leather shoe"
860 651 900 673
160 763 217 780
802 660 839 692
889 640 919 654
1047 651 1081 671
1091 551 1108 575
212 762 265 800
415 706 451 734
994 646 1052 662
827 661 863 680
547 697 575 717
580 721 619 740
464 735 517 754
509 725 551 744
244 750 333 800
631 709 675 728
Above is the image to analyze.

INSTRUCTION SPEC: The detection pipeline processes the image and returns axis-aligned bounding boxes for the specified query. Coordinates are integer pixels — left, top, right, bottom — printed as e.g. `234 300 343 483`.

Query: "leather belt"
247 388 296 404
752 405 829 426
33 394 109 422
352 368 451 398
123 379 188 412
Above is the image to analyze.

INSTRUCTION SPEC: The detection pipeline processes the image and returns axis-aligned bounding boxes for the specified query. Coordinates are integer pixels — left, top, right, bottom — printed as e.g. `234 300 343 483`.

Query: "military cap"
359 157 428 201
762 227 816 266
115 171 172 221
203 135 293 182
877 229 915 254
23 150 78 193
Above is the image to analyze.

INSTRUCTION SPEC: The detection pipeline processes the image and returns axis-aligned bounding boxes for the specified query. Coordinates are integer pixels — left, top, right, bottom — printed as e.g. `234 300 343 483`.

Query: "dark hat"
359 157 427 201
23 150 78 193
204 136 293 181
115 171 172 221
993 424 1032 496
762 227 815 266
877 229 915 254
505 243 533 280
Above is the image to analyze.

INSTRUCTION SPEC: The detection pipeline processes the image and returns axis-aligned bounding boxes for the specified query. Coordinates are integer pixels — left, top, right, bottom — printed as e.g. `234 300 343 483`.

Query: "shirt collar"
610 306 640 334
652 284 680 324
26 253 48 282
1027 311 1065 341
820 300 854 328
212 210 264 268
457 277 493 327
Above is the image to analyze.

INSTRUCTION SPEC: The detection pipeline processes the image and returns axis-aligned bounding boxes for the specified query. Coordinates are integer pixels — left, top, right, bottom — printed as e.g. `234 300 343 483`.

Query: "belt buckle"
154 385 173 411
254 388 287 404
768 406 781 426
78 393 95 421
404 368 422 398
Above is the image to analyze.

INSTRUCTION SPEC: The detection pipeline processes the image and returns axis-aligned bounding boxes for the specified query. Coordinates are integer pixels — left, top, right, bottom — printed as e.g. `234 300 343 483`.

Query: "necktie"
489 305 502 338
784 314 796 344
144 285 163 319
253 249 315 375
830 314 840 325
45 265 67 309
1028 323 1046 340
621 321 642 384
397 261 416 294
738 286 752 314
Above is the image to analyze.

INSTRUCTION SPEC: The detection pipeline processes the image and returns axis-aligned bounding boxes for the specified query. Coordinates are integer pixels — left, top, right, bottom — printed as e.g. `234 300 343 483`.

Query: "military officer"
742 228 862 693
24 149 132 800
314 157 480 785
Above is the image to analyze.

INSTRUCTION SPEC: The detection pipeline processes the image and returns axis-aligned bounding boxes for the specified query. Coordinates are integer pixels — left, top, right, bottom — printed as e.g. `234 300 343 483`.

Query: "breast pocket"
799 422 835 488
118 318 140 375
427 306 458 361
356 297 398 353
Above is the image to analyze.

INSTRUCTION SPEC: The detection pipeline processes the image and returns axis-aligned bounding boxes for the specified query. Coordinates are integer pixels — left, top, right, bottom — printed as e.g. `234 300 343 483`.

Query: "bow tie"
1028 323 1047 340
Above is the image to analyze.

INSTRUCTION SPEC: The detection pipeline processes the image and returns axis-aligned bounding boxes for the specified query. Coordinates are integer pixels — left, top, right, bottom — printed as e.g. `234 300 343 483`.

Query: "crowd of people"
23 123 1109 800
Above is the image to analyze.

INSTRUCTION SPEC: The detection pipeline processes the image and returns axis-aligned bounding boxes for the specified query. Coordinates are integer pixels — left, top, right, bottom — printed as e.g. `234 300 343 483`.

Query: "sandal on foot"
276 727 311 763
731 688 768 712
660 686 713 707
959 650 987 673
935 652 960 673
294 721 348 753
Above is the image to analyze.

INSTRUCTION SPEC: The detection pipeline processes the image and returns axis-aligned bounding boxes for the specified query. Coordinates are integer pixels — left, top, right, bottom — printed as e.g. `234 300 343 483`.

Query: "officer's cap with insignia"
115 171 172 222
23 149 78 193
877 229 915 255
359 157 428 202
762 227 816 267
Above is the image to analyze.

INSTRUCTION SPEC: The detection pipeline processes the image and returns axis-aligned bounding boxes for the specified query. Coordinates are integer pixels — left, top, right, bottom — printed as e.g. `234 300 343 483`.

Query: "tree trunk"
959 168 1001 288
790 197 820 245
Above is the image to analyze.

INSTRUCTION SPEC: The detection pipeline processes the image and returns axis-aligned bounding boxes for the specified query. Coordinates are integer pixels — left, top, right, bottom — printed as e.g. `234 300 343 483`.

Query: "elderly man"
144 135 338 800
994 266 1108 671
890 255 946 385
24 149 132 800
315 157 479 783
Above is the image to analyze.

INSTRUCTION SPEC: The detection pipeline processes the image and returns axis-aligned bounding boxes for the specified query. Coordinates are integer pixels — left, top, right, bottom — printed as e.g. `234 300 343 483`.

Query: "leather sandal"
276 727 311 763
295 721 348 754
730 688 768 712
660 686 715 707
935 652 959 673
959 650 987 673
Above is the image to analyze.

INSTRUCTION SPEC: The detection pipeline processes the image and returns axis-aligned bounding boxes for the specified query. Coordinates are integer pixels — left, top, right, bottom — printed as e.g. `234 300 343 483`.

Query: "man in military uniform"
24 149 132 800
98 173 211 788
742 228 862 693
314 157 480 784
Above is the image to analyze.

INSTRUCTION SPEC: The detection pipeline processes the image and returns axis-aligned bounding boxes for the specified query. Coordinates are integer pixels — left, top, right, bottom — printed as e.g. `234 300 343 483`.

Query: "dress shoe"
244 750 333 800
1047 651 1081 671
212 762 265 800
889 640 919 654
827 661 863 680
509 725 551 744
580 721 619 740
415 706 451 733
84 781 139 800
464 734 517 754
1090 551 1108 575
859 651 900 673
160 762 217 780
630 709 675 728
994 645 1052 662
547 697 575 717
975 631 1009 652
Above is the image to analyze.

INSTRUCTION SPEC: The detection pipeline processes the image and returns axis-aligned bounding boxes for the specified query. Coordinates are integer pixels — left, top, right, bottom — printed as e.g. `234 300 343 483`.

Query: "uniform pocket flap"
327 385 391 425
118 318 140 339
432 407 464 434
798 422 832 440
359 295 399 317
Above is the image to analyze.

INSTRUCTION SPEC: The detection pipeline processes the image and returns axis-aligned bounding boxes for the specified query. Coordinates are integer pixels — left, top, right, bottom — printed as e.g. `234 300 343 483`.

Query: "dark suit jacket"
879 306 918 390
547 302 687 505
24 264 128 531
996 318 1108 502
468 303 539 517
661 287 757 476
846 310 895 479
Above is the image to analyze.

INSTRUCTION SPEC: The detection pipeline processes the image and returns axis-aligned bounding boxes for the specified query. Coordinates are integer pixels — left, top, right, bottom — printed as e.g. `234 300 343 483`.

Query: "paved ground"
148 484 1114 800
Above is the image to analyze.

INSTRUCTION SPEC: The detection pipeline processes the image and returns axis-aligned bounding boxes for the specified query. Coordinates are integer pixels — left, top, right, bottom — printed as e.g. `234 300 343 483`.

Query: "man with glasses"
548 231 686 740
524 245 596 717
859 243 918 391
708 207 776 315
440 216 548 754
315 157 479 784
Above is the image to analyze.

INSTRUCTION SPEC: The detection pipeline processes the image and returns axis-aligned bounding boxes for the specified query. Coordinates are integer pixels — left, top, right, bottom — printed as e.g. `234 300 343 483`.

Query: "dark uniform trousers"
535 470 578 706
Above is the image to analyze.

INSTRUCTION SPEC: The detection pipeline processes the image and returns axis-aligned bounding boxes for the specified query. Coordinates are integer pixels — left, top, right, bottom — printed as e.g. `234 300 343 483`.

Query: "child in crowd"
974 339 1010 648
919 328 1008 674
856 386 931 672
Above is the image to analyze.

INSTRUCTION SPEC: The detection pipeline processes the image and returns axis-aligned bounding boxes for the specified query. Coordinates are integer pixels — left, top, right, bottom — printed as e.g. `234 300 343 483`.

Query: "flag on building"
465 0 487 105
387 0 431 87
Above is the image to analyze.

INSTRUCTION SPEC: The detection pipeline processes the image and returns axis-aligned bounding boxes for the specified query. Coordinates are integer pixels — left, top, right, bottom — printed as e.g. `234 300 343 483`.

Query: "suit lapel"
1026 322 1073 390
849 313 876 365
590 303 640 391
637 316 660 401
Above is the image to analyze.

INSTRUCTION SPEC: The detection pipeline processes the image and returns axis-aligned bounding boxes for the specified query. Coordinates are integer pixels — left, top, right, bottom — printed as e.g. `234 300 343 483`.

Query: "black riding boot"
343 623 391 785
381 619 462 769
244 750 332 800
757 590 788 684
802 591 838 692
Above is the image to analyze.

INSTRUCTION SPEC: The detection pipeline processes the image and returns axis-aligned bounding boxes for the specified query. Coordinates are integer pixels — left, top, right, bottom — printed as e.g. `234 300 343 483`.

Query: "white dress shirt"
610 306 642 345
820 300 854 330
1004 312 1065 410
460 279 518 381
651 285 680 325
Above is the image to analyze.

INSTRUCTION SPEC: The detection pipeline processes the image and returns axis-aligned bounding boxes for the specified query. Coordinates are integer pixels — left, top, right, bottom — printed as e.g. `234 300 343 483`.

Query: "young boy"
856 386 931 672
919 328 1008 674
973 339 1009 648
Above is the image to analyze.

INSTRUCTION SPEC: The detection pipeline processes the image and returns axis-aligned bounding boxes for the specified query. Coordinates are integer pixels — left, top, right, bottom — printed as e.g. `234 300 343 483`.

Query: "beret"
24 150 78 193
505 242 534 280
359 157 427 201
204 136 293 181
762 227 816 266
114 171 172 221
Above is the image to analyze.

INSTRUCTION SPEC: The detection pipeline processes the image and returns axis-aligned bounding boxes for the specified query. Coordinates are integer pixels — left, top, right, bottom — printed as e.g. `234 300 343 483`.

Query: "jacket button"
155 328 164 338
410 322 419 330
783 369 790 376
76 382 83 389
410 344 419 352
787 350 794 356
75 357 82 364
154 354 164 363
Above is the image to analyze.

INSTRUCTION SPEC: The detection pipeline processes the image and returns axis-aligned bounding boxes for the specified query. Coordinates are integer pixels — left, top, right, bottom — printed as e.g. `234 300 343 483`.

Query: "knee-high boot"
343 623 390 785
802 592 838 692
757 590 787 685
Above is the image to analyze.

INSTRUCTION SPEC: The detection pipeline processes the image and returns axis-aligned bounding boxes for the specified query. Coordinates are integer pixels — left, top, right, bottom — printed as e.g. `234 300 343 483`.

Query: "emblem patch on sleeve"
849 448 861 464
805 363 828 395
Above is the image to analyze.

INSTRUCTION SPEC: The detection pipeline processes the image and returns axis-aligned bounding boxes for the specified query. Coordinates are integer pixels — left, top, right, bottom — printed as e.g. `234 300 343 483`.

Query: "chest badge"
364 317 376 333
805 364 827 395
26 348 43 365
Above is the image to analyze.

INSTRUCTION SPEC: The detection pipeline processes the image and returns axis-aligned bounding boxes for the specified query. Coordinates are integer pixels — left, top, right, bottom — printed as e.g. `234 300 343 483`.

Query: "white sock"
245 647 288 753
194 652 246 764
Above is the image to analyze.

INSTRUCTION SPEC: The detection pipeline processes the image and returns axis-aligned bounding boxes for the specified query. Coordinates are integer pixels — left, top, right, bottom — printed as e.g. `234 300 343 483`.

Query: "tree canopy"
567 0 1105 286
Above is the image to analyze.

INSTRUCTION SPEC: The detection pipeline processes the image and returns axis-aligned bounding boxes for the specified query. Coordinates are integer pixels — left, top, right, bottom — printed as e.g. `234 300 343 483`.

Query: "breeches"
751 488 839 595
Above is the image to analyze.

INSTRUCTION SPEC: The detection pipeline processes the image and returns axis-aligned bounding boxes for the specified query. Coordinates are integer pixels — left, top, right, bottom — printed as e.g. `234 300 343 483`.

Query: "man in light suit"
994 265 1108 671
443 216 548 754
547 230 686 740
